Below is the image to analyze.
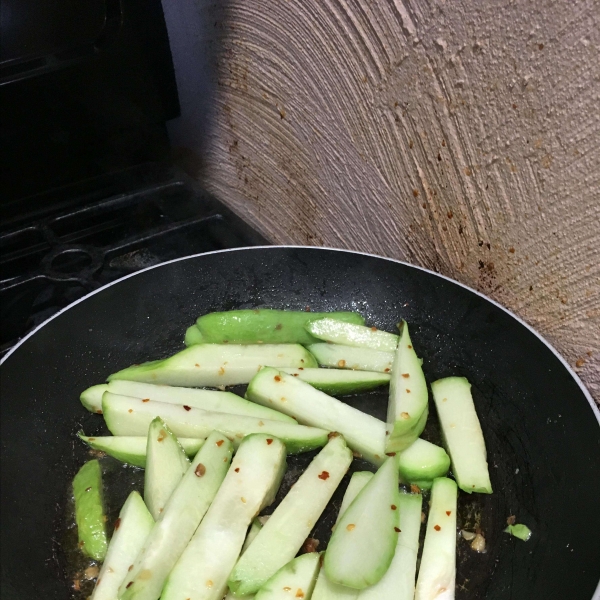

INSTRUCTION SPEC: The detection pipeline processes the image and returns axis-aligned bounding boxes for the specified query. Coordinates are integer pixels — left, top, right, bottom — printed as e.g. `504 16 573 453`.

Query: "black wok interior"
1 247 599 599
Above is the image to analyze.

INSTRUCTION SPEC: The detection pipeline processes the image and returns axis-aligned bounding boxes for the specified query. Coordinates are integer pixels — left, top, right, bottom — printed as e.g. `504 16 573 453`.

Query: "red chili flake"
434 525 441 531
142 398 150 403
391 505 397 510
328 431 341 440
305 306 311 312
408 345 412 349
446 511 452 516
114 518 122 530
216 440 224 447
386 452 397 457
406 389 411 393
384 368 391 373
394 527 401 532
266 439 273 445
296 589 305 598
183 405 191 411
293 373 299 377
410 484 421 494
275 324 283 330
318 471 330 480
371 327 378 331
298 367 304 370
126 582 133 589
96 410 103 414
234 468 240 473
274 375 281 382
195 464 206 477
402 373 410 378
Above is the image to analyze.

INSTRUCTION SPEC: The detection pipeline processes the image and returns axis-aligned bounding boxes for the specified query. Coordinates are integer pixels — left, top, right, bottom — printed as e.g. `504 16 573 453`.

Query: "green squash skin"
196 309 365 345
73 459 108 560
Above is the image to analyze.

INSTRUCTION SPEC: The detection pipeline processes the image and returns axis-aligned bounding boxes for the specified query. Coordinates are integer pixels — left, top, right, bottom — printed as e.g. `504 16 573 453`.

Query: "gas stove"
0 164 267 357
0 0 268 356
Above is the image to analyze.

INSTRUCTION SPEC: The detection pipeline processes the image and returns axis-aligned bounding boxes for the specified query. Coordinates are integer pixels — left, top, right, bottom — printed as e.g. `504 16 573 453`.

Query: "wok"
1 246 599 599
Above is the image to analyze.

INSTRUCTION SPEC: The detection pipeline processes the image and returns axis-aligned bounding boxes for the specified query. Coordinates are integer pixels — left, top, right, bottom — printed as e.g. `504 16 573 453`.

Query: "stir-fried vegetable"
71 308 496 600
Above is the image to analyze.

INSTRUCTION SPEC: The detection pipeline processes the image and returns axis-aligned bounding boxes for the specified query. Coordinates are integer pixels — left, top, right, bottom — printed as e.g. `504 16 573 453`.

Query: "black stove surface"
0 164 268 357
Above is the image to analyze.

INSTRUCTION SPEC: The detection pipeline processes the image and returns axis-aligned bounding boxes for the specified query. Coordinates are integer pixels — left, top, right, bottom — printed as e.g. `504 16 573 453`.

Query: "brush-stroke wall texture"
169 0 600 400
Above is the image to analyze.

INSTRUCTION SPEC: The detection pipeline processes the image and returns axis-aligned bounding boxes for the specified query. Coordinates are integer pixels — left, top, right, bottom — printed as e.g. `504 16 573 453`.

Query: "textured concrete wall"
172 0 600 400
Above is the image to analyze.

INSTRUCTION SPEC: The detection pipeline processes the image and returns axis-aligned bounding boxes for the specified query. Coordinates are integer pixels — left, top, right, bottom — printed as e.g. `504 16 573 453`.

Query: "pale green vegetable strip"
224 593 254 600
184 325 204 346
102 393 329 454
414 478 457 600
312 571 359 600
307 344 394 373
337 472 373 522
254 553 321 600
78 434 204 468
324 457 400 589
313 472 374 600
107 379 294 423
385 321 428 453
90 492 154 600
119 431 232 600
306 319 399 352
144 418 190 520
218 521 267 600
196 309 365 345
504 524 532 541
108 343 317 387
431 376 492 494
242 519 264 554
162 434 287 600
279 368 390 395
357 492 422 600
228 435 353 596
397 438 450 489
73 459 108 561
80 383 108 413
247 368 386 465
